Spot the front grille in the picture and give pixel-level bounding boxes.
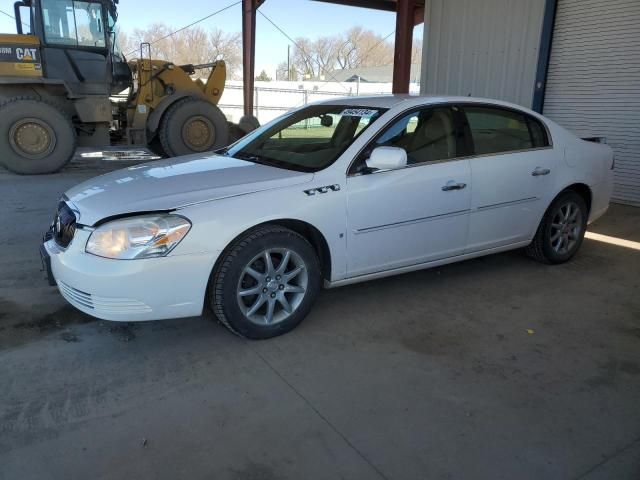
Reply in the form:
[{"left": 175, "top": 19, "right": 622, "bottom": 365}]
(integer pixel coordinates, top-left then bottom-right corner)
[{"left": 53, "top": 202, "right": 76, "bottom": 248}]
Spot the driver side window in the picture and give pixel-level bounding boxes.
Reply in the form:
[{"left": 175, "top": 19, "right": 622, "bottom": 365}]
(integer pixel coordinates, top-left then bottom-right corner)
[
  {"left": 376, "top": 107, "right": 458, "bottom": 165},
  {"left": 353, "top": 106, "right": 459, "bottom": 174}
]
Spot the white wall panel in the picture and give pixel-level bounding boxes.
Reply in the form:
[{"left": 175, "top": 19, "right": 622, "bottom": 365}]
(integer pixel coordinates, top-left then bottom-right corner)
[
  {"left": 544, "top": 0, "right": 640, "bottom": 206},
  {"left": 420, "top": 0, "right": 546, "bottom": 108}
]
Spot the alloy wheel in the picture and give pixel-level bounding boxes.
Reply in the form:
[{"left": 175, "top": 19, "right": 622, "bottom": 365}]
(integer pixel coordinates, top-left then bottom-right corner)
[
  {"left": 236, "top": 248, "right": 308, "bottom": 325},
  {"left": 549, "top": 201, "right": 583, "bottom": 255}
]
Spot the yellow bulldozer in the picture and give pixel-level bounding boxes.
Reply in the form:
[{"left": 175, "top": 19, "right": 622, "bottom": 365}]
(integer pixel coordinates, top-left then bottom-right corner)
[{"left": 0, "top": 0, "right": 257, "bottom": 174}]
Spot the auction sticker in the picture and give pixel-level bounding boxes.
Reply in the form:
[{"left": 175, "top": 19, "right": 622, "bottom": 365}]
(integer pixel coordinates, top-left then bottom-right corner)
[{"left": 341, "top": 108, "right": 378, "bottom": 117}]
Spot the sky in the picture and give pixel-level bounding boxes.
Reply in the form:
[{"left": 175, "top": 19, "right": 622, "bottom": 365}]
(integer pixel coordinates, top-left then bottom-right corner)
[{"left": 0, "top": 0, "right": 423, "bottom": 76}]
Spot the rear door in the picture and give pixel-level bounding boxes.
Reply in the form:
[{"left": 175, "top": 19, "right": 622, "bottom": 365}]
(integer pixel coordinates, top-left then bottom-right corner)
[{"left": 462, "top": 105, "right": 557, "bottom": 252}]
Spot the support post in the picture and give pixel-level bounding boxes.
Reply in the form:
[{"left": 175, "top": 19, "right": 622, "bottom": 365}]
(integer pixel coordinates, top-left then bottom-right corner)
[
  {"left": 242, "top": 0, "right": 257, "bottom": 117},
  {"left": 531, "top": 0, "right": 558, "bottom": 113},
  {"left": 392, "top": 0, "right": 415, "bottom": 94}
]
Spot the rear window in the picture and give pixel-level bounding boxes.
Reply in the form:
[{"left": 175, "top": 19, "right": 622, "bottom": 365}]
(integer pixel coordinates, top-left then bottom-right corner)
[{"left": 464, "top": 106, "right": 549, "bottom": 155}]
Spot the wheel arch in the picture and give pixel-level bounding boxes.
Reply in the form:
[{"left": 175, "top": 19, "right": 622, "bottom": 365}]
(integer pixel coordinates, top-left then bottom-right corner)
[
  {"left": 530, "top": 182, "right": 593, "bottom": 241},
  {"left": 210, "top": 218, "right": 333, "bottom": 285},
  {"left": 558, "top": 182, "right": 592, "bottom": 213},
  {"left": 267, "top": 219, "right": 332, "bottom": 283}
]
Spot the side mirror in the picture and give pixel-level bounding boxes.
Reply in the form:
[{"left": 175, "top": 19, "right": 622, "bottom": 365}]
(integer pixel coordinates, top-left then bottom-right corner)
[{"left": 366, "top": 146, "right": 407, "bottom": 171}]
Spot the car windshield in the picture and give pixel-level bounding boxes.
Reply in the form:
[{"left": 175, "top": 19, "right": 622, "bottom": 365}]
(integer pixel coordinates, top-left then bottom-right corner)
[{"left": 222, "top": 105, "right": 386, "bottom": 172}]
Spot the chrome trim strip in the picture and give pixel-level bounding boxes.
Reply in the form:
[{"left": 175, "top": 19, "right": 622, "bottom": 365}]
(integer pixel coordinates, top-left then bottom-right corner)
[
  {"left": 477, "top": 196, "right": 538, "bottom": 211},
  {"left": 355, "top": 209, "right": 470, "bottom": 234},
  {"left": 349, "top": 146, "right": 554, "bottom": 177},
  {"left": 462, "top": 145, "right": 553, "bottom": 161}
]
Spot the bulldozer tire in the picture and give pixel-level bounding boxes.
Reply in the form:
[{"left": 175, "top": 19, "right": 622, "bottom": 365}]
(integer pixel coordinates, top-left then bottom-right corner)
[
  {"left": 148, "top": 136, "right": 168, "bottom": 158},
  {"left": 0, "top": 97, "right": 76, "bottom": 175},
  {"left": 158, "top": 97, "right": 229, "bottom": 157},
  {"left": 238, "top": 115, "right": 260, "bottom": 134}
]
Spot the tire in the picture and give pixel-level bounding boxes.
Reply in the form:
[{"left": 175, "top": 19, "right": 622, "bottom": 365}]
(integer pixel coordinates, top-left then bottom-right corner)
[
  {"left": 238, "top": 114, "right": 260, "bottom": 134},
  {"left": 148, "top": 136, "right": 167, "bottom": 158},
  {"left": 210, "top": 225, "right": 321, "bottom": 339},
  {"left": 0, "top": 97, "right": 76, "bottom": 174},
  {"left": 157, "top": 97, "right": 229, "bottom": 157},
  {"left": 525, "top": 190, "right": 588, "bottom": 264}
]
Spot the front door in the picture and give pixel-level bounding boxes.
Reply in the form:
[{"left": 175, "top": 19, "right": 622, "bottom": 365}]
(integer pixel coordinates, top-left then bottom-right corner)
[{"left": 346, "top": 106, "right": 472, "bottom": 277}]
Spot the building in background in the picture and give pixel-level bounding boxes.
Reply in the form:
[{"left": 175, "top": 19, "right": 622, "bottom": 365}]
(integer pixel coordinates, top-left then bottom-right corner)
[{"left": 420, "top": 0, "right": 640, "bottom": 206}]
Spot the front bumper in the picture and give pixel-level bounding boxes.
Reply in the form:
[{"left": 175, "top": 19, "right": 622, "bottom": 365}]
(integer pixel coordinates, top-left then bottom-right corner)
[{"left": 43, "top": 229, "right": 220, "bottom": 322}]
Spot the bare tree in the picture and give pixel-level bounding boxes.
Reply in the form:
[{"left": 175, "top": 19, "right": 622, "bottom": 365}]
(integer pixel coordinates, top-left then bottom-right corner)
[
  {"left": 120, "top": 23, "right": 242, "bottom": 79},
  {"left": 207, "top": 29, "right": 242, "bottom": 79},
  {"left": 120, "top": 23, "right": 419, "bottom": 84},
  {"left": 276, "top": 61, "right": 288, "bottom": 81},
  {"left": 292, "top": 27, "right": 399, "bottom": 78},
  {"left": 335, "top": 27, "right": 394, "bottom": 69},
  {"left": 292, "top": 37, "right": 319, "bottom": 78}
]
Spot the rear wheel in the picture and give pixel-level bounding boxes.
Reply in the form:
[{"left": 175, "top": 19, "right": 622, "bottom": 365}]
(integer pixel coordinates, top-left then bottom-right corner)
[
  {"left": 210, "top": 225, "right": 321, "bottom": 339},
  {"left": 157, "top": 97, "right": 229, "bottom": 157},
  {"left": 0, "top": 97, "right": 76, "bottom": 174},
  {"left": 525, "top": 191, "right": 588, "bottom": 264}
]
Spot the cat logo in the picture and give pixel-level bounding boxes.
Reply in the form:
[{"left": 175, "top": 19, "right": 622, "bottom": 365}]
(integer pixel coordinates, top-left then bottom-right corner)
[{"left": 16, "top": 47, "right": 37, "bottom": 61}]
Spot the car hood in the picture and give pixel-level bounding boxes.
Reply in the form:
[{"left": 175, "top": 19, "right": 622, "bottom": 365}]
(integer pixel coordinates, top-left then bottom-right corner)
[{"left": 64, "top": 153, "right": 314, "bottom": 226}]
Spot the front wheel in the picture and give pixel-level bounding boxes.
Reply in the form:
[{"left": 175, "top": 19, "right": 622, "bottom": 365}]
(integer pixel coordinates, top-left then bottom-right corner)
[
  {"left": 210, "top": 225, "right": 321, "bottom": 339},
  {"left": 525, "top": 191, "right": 588, "bottom": 264}
]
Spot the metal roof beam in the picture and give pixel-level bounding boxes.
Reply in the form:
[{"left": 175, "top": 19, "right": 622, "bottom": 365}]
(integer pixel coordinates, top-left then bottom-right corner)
[{"left": 311, "top": 0, "right": 397, "bottom": 12}]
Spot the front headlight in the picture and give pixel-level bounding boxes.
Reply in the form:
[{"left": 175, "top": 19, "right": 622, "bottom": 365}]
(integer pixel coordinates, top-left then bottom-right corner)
[{"left": 86, "top": 214, "right": 191, "bottom": 260}]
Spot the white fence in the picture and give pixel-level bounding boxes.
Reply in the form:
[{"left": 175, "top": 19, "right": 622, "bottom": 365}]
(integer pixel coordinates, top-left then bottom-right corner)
[{"left": 219, "top": 80, "right": 421, "bottom": 124}]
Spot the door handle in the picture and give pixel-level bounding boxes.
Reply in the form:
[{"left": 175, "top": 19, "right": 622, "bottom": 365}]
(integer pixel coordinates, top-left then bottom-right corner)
[
  {"left": 442, "top": 182, "right": 467, "bottom": 191},
  {"left": 532, "top": 167, "right": 551, "bottom": 176}
]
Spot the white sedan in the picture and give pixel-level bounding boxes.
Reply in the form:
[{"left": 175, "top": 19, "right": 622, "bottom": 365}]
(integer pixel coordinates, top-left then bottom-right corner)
[{"left": 41, "top": 95, "right": 614, "bottom": 338}]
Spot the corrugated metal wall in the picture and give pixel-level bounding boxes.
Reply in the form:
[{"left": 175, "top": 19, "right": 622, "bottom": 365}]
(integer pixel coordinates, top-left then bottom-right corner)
[
  {"left": 543, "top": 0, "right": 640, "bottom": 206},
  {"left": 420, "top": 0, "right": 546, "bottom": 107}
]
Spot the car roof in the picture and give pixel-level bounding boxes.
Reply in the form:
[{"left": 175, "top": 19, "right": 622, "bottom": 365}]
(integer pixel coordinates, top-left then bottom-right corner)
[
  {"left": 318, "top": 95, "right": 414, "bottom": 108},
  {"left": 316, "top": 94, "right": 541, "bottom": 117}
]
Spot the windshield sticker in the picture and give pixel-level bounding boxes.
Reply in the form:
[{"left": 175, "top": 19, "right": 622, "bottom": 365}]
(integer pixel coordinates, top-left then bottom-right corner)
[{"left": 340, "top": 108, "right": 378, "bottom": 118}]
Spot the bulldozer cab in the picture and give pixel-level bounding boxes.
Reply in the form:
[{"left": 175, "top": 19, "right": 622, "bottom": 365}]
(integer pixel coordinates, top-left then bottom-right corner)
[{"left": 12, "top": 0, "right": 131, "bottom": 95}]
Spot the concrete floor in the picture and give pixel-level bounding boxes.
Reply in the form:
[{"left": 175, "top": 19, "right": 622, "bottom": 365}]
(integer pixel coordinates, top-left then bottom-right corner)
[{"left": 1, "top": 156, "right": 639, "bottom": 480}]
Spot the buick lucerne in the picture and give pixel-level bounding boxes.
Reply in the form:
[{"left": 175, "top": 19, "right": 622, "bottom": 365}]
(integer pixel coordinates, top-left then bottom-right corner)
[{"left": 41, "top": 96, "right": 614, "bottom": 338}]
